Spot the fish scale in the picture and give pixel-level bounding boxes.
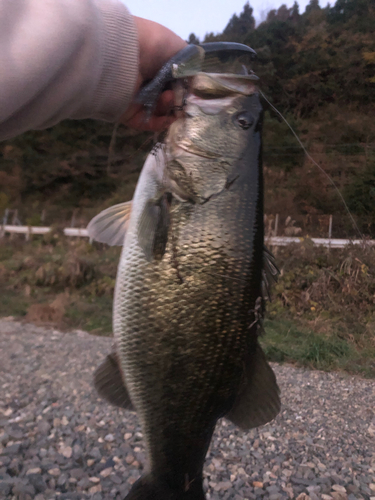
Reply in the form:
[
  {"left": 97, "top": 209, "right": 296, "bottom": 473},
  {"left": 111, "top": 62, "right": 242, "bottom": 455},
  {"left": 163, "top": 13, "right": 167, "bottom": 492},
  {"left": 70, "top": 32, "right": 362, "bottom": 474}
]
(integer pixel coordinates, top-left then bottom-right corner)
[
  {"left": 89, "top": 72, "right": 280, "bottom": 500},
  {"left": 115, "top": 154, "right": 262, "bottom": 480}
]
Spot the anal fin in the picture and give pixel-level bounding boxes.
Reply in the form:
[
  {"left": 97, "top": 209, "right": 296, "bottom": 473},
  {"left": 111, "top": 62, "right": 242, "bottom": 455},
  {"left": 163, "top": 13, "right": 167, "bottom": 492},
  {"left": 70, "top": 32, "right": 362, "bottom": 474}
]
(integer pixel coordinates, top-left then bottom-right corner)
[
  {"left": 226, "top": 344, "right": 280, "bottom": 429},
  {"left": 94, "top": 353, "right": 134, "bottom": 410}
]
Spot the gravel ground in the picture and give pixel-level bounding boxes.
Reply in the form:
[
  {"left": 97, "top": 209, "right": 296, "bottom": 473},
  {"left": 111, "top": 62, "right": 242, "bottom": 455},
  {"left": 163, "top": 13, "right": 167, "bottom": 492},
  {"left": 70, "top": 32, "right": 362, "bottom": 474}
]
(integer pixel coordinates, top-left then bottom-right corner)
[{"left": 0, "top": 319, "right": 374, "bottom": 500}]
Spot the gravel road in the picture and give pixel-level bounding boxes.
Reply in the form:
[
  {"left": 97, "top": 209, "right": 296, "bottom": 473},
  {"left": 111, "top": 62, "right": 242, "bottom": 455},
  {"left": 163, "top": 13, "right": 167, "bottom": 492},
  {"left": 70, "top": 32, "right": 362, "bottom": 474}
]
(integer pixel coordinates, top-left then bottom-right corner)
[{"left": 0, "top": 319, "right": 374, "bottom": 500}]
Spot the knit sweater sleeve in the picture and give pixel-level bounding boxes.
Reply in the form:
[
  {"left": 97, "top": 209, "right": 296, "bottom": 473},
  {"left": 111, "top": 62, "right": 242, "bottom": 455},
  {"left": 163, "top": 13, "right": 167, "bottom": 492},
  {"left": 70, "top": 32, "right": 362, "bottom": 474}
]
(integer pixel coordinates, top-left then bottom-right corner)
[{"left": 0, "top": 0, "right": 139, "bottom": 140}]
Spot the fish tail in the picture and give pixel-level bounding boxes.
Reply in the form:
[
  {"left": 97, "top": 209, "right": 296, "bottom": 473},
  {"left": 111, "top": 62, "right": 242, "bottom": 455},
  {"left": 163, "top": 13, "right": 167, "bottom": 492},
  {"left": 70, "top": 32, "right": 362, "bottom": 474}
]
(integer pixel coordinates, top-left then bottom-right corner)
[{"left": 125, "top": 473, "right": 206, "bottom": 500}]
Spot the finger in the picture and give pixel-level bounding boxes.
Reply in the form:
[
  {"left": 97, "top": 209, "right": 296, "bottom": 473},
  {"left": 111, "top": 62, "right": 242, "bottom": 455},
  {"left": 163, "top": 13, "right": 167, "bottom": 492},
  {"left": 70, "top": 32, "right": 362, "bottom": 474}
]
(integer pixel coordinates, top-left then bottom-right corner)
[{"left": 154, "top": 90, "right": 175, "bottom": 116}]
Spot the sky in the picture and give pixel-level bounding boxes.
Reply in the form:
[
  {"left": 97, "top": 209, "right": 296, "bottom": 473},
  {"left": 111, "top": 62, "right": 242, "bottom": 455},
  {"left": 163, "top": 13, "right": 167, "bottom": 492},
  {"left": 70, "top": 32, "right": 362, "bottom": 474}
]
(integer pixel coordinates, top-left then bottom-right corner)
[{"left": 122, "top": 0, "right": 315, "bottom": 41}]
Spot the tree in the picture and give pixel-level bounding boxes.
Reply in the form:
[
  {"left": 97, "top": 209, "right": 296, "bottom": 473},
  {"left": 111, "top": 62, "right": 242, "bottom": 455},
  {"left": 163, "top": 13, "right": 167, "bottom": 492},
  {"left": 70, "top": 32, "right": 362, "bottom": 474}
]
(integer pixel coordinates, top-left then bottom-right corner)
[
  {"left": 223, "top": 2, "right": 255, "bottom": 41},
  {"left": 305, "top": 0, "right": 320, "bottom": 13},
  {"left": 290, "top": 2, "right": 300, "bottom": 22},
  {"left": 187, "top": 33, "right": 200, "bottom": 45}
]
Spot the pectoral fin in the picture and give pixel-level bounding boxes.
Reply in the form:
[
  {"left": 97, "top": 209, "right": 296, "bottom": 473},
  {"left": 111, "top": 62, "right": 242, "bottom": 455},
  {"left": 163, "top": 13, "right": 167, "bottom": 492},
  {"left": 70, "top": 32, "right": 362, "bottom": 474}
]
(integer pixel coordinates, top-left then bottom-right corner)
[
  {"left": 87, "top": 201, "right": 132, "bottom": 246},
  {"left": 93, "top": 353, "right": 134, "bottom": 410},
  {"left": 138, "top": 193, "right": 171, "bottom": 261},
  {"left": 226, "top": 344, "right": 280, "bottom": 429}
]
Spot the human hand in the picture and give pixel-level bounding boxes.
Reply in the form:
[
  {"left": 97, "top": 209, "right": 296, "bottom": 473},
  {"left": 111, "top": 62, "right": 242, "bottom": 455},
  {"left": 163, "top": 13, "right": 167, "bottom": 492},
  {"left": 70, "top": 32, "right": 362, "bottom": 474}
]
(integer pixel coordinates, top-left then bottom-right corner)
[{"left": 120, "top": 17, "right": 187, "bottom": 132}]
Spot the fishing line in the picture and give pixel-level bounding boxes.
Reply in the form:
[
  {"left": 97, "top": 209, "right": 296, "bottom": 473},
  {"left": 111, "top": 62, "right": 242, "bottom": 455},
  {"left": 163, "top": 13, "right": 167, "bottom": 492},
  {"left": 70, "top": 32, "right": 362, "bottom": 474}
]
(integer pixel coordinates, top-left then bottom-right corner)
[{"left": 259, "top": 91, "right": 364, "bottom": 241}]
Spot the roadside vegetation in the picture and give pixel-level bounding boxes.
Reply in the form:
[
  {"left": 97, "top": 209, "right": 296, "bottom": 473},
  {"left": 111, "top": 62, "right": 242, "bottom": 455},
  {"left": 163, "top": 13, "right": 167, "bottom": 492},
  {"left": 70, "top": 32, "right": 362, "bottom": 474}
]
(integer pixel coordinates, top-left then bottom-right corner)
[{"left": 0, "top": 234, "right": 374, "bottom": 376}]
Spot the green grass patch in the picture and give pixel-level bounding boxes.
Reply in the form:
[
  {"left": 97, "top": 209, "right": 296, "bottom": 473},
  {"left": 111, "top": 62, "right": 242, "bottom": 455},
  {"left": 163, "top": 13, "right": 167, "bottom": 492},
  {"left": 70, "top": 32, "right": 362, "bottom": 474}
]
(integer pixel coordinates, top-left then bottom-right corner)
[
  {"left": 0, "top": 289, "right": 30, "bottom": 318},
  {"left": 65, "top": 295, "right": 113, "bottom": 336},
  {"left": 262, "top": 317, "right": 375, "bottom": 377}
]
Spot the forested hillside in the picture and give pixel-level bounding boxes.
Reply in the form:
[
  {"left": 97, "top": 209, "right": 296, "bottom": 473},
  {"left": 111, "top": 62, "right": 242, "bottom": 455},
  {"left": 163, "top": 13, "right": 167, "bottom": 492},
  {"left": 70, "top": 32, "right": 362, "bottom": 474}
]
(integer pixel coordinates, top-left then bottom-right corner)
[{"left": 1, "top": 0, "right": 374, "bottom": 235}]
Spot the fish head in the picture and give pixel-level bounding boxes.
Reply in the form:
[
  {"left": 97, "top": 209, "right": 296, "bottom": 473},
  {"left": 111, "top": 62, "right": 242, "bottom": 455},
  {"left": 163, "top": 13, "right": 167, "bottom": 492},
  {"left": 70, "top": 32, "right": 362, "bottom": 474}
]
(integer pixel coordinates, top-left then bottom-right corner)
[{"left": 165, "top": 73, "right": 262, "bottom": 202}]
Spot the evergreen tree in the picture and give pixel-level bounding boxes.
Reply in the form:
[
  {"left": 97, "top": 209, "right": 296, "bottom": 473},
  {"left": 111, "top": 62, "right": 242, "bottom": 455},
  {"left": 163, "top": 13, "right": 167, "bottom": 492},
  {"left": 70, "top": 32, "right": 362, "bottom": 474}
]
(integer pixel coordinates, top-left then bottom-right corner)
[
  {"left": 187, "top": 33, "right": 200, "bottom": 45},
  {"left": 223, "top": 2, "right": 255, "bottom": 41}
]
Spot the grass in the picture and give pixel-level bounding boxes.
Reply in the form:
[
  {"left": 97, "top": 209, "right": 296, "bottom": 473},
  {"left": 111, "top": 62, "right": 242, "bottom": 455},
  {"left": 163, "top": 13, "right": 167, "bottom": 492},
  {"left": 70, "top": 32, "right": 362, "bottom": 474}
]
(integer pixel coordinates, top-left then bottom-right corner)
[
  {"left": 65, "top": 294, "right": 113, "bottom": 335},
  {"left": 0, "top": 235, "right": 119, "bottom": 336},
  {"left": 262, "top": 318, "right": 375, "bottom": 378},
  {"left": 0, "top": 235, "right": 374, "bottom": 377}
]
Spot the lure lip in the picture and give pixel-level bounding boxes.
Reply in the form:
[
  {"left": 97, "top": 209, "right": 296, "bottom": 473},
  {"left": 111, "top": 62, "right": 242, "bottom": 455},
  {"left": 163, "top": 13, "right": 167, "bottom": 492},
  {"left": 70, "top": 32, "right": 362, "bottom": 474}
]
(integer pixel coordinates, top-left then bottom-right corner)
[
  {"left": 136, "top": 42, "right": 258, "bottom": 113},
  {"left": 200, "top": 42, "right": 257, "bottom": 58}
]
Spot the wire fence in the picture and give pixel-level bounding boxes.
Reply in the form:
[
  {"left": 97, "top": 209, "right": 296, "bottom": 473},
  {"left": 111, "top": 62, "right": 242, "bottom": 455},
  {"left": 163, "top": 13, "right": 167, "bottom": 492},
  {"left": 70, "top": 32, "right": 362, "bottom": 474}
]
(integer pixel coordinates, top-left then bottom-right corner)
[{"left": 1, "top": 207, "right": 374, "bottom": 245}]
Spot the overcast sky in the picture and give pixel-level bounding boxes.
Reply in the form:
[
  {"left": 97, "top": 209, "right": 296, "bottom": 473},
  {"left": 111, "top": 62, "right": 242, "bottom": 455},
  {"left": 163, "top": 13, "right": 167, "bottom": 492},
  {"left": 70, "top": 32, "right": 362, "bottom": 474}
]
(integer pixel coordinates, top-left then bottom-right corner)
[{"left": 123, "top": 0, "right": 319, "bottom": 41}]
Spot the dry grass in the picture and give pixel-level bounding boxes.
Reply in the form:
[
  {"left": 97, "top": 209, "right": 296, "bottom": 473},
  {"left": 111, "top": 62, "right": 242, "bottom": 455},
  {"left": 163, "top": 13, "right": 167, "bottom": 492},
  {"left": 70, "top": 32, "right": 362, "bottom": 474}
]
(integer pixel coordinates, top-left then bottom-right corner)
[{"left": 0, "top": 234, "right": 374, "bottom": 375}]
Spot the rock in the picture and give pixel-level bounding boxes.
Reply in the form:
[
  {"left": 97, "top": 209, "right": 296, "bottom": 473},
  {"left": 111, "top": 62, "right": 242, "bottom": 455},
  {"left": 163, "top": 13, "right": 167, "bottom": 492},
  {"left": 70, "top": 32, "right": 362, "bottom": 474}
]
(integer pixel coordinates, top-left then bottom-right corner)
[
  {"left": 103, "top": 457, "right": 116, "bottom": 468},
  {"left": 105, "top": 434, "right": 115, "bottom": 442},
  {"left": 77, "top": 477, "right": 91, "bottom": 489},
  {"left": 89, "top": 476, "right": 101, "bottom": 484},
  {"left": 0, "top": 432, "right": 9, "bottom": 445},
  {"left": 89, "top": 484, "right": 102, "bottom": 494},
  {"left": 269, "top": 494, "right": 283, "bottom": 500},
  {"left": 34, "top": 494, "right": 46, "bottom": 500},
  {"left": 89, "top": 447, "right": 102, "bottom": 460},
  {"left": 70, "top": 468, "right": 86, "bottom": 479},
  {"left": 347, "top": 495, "right": 358, "bottom": 500},
  {"left": 37, "top": 421, "right": 51, "bottom": 435},
  {"left": 267, "top": 485, "right": 281, "bottom": 494},
  {"left": 48, "top": 477, "right": 56, "bottom": 490},
  {"left": 254, "top": 487, "right": 265, "bottom": 496},
  {"left": 8, "top": 428, "right": 23, "bottom": 440},
  {"left": 26, "top": 467, "right": 42, "bottom": 475},
  {"left": 100, "top": 467, "right": 113, "bottom": 478},
  {"left": 216, "top": 481, "right": 232, "bottom": 491},
  {"left": 92, "top": 493, "right": 103, "bottom": 500},
  {"left": 60, "top": 446, "right": 72, "bottom": 458},
  {"left": 72, "top": 444, "right": 83, "bottom": 460},
  {"left": 0, "top": 481, "right": 12, "bottom": 496},
  {"left": 27, "top": 474, "right": 47, "bottom": 493},
  {"left": 57, "top": 473, "right": 69, "bottom": 487},
  {"left": 47, "top": 467, "right": 61, "bottom": 476},
  {"left": 4, "top": 443, "right": 21, "bottom": 455},
  {"left": 331, "top": 493, "right": 348, "bottom": 500},
  {"left": 12, "top": 480, "right": 36, "bottom": 497},
  {"left": 347, "top": 484, "right": 359, "bottom": 494},
  {"left": 53, "top": 418, "right": 61, "bottom": 427},
  {"left": 332, "top": 485, "right": 347, "bottom": 494}
]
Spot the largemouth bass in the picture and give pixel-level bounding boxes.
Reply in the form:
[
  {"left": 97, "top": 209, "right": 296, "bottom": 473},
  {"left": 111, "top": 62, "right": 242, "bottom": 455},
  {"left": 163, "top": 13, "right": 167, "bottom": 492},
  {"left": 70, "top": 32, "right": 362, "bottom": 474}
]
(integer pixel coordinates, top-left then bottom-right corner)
[{"left": 88, "top": 67, "right": 280, "bottom": 500}]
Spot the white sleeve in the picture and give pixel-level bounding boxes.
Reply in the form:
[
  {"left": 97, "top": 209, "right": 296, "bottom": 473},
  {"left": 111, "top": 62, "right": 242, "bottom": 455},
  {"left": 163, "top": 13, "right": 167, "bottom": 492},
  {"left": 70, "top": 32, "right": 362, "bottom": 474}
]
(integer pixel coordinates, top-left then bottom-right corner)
[{"left": 0, "top": 0, "right": 139, "bottom": 140}]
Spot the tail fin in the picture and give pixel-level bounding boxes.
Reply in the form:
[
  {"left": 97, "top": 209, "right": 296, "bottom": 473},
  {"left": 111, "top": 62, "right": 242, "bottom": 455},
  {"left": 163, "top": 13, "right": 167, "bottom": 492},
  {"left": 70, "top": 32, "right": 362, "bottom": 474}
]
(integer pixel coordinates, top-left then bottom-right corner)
[{"left": 125, "top": 473, "right": 206, "bottom": 500}]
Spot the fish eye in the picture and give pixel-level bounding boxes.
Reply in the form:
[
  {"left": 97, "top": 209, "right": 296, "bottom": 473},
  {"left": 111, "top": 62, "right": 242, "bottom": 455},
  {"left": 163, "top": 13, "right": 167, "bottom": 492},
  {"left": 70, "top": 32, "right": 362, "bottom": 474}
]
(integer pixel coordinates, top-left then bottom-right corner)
[{"left": 235, "top": 111, "right": 254, "bottom": 130}]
